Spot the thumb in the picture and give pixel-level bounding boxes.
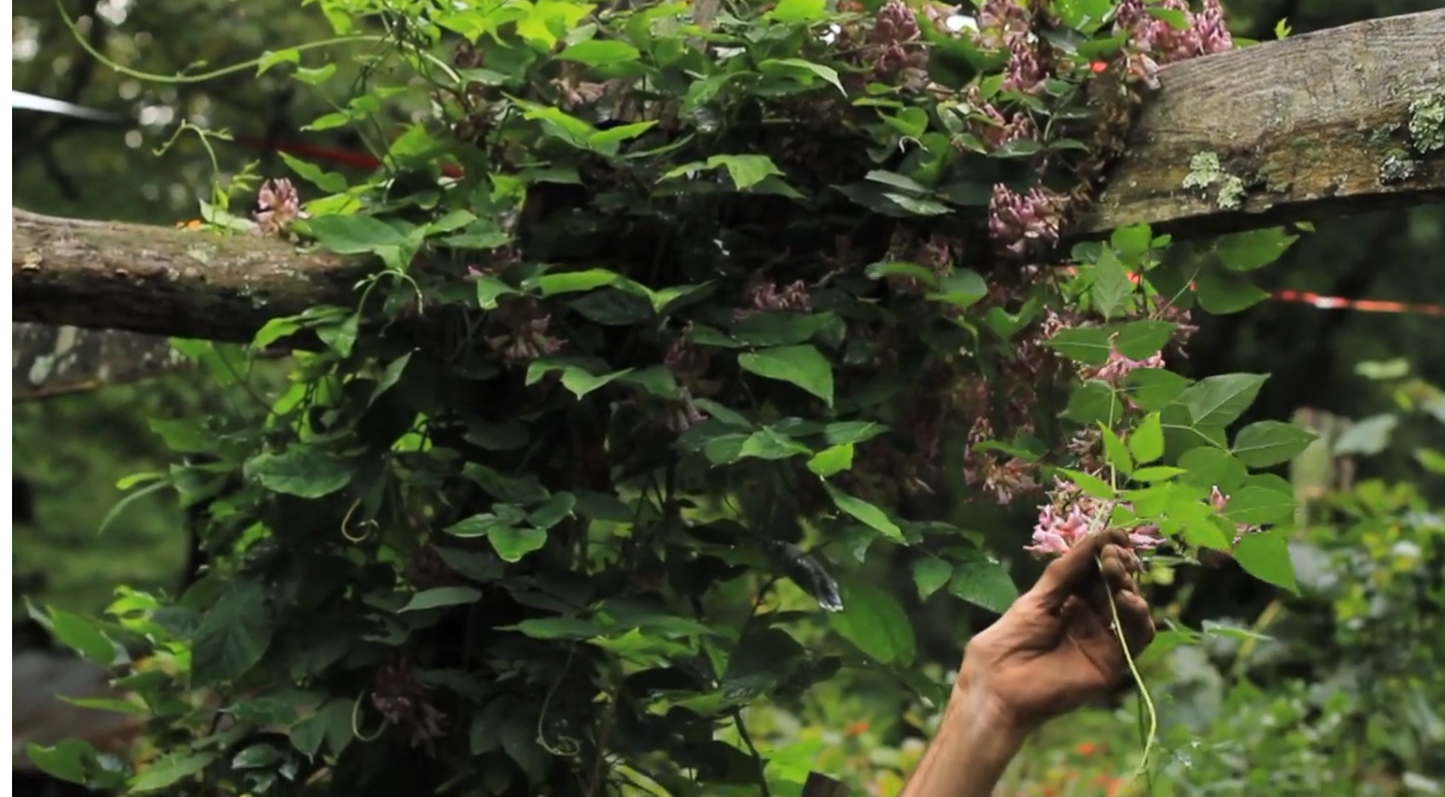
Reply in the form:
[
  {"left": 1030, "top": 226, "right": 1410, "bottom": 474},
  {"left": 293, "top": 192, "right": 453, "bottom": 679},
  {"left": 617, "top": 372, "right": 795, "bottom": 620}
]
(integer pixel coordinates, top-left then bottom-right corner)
[{"left": 1032, "top": 528, "right": 1129, "bottom": 612}]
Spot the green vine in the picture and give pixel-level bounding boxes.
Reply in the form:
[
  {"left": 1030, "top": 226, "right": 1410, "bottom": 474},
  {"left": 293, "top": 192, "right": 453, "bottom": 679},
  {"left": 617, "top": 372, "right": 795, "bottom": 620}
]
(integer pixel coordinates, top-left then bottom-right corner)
[{"left": 28, "top": 1, "right": 1313, "bottom": 795}]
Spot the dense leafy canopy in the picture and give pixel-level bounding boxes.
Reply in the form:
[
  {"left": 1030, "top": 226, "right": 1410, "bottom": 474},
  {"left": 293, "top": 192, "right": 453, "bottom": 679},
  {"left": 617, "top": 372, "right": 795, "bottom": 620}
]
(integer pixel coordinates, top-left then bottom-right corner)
[{"left": 38, "top": 0, "right": 1445, "bottom": 794}]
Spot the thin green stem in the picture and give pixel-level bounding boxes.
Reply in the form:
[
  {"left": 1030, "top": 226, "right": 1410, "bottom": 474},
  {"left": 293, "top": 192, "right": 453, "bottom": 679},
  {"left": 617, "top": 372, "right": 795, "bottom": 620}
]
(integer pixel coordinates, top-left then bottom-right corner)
[{"left": 1100, "top": 572, "right": 1158, "bottom": 789}]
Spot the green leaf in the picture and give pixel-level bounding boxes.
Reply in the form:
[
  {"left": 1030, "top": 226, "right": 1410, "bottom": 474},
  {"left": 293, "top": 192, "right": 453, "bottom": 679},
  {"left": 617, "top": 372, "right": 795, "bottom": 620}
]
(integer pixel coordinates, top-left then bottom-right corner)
[
  {"left": 1233, "top": 530, "right": 1298, "bottom": 593},
  {"left": 529, "top": 492, "right": 576, "bottom": 529},
  {"left": 465, "top": 469, "right": 550, "bottom": 508},
  {"left": 475, "top": 276, "right": 520, "bottom": 309},
  {"left": 589, "top": 121, "right": 656, "bottom": 154},
  {"left": 434, "top": 547, "right": 503, "bottom": 582},
  {"left": 533, "top": 268, "right": 626, "bottom": 296},
  {"left": 1130, "top": 412, "right": 1165, "bottom": 464},
  {"left": 400, "top": 587, "right": 483, "bottom": 612},
  {"left": 738, "top": 427, "right": 812, "bottom": 461},
  {"left": 279, "top": 152, "right": 347, "bottom": 193},
  {"left": 710, "top": 154, "right": 786, "bottom": 191},
  {"left": 558, "top": 39, "right": 641, "bottom": 65},
  {"left": 732, "top": 311, "right": 835, "bottom": 346},
  {"left": 885, "top": 193, "right": 951, "bottom": 216},
  {"left": 757, "top": 58, "right": 845, "bottom": 94},
  {"left": 1091, "top": 248, "right": 1133, "bottom": 320},
  {"left": 244, "top": 447, "right": 351, "bottom": 499},
  {"left": 1063, "top": 468, "right": 1115, "bottom": 498},
  {"left": 767, "top": 0, "right": 827, "bottom": 23},
  {"left": 251, "top": 316, "right": 303, "bottom": 350},
  {"left": 1113, "top": 320, "right": 1176, "bottom": 360},
  {"left": 738, "top": 345, "right": 834, "bottom": 406},
  {"left": 26, "top": 740, "right": 98, "bottom": 786},
  {"left": 1124, "top": 368, "right": 1190, "bottom": 412},
  {"left": 1224, "top": 485, "right": 1297, "bottom": 526},
  {"left": 502, "top": 617, "right": 605, "bottom": 639},
  {"left": 1232, "top": 421, "right": 1318, "bottom": 467},
  {"left": 881, "top": 106, "right": 930, "bottom": 139},
  {"left": 1178, "top": 448, "right": 1249, "bottom": 492},
  {"left": 306, "top": 214, "right": 409, "bottom": 254},
  {"left": 1131, "top": 465, "right": 1184, "bottom": 482},
  {"left": 561, "top": 366, "right": 631, "bottom": 398},
  {"left": 1065, "top": 380, "right": 1124, "bottom": 425},
  {"left": 1196, "top": 269, "right": 1269, "bottom": 314},
  {"left": 289, "top": 711, "right": 326, "bottom": 758},
  {"left": 489, "top": 525, "right": 548, "bottom": 562},
  {"left": 446, "top": 512, "right": 520, "bottom": 538},
  {"left": 257, "top": 48, "right": 300, "bottom": 74},
  {"left": 191, "top": 580, "right": 273, "bottom": 686},
  {"left": 824, "top": 421, "right": 889, "bottom": 445},
  {"left": 807, "top": 443, "right": 854, "bottom": 476},
  {"left": 911, "top": 557, "right": 952, "bottom": 601},
  {"left": 1214, "top": 228, "right": 1298, "bottom": 272},
  {"left": 662, "top": 154, "right": 788, "bottom": 191},
  {"left": 316, "top": 312, "right": 359, "bottom": 357},
  {"left": 1045, "top": 326, "right": 1113, "bottom": 365},
  {"left": 38, "top": 607, "right": 127, "bottom": 666},
  {"left": 947, "top": 551, "right": 1018, "bottom": 614},
  {"left": 1099, "top": 424, "right": 1133, "bottom": 476},
  {"left": 1182, "top": 373, "right": 1268, "bottom": 428},
  {"left": 825, "top": 484, "right": 903, "bottom": 542},
  {"left": 572, "top": 289, "right": 654, "bottom": 326},
  {"left": 866, "top": 169, "right": 931, "bottom": 195},
  {"left": 869, "top": 261, "right": 940, "bottom": 288},
  {"left": 827, "top": 583, "right": 915, "bottom": 666},
  {"left": 129, "top": 751, "right": 217, "bottom": 793},
  {"left": 427, "top": 209, "right": 476, "bottom": 234},
  {"left": 1110, "top": 223, "right": 1154, "bottom": 262},
  {"left": 927, "top": 269, "right": 989, "bottom": 309}
]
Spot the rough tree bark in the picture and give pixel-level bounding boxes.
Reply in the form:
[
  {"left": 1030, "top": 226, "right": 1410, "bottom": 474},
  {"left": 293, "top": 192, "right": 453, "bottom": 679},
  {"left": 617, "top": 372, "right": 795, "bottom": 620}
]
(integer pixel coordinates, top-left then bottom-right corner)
[
  {"left": 10, "top": 8, "right": 1445, "bottom": 399},
  {"left": 1077, "top": 7, "right": 1445, "bottom": 236}
]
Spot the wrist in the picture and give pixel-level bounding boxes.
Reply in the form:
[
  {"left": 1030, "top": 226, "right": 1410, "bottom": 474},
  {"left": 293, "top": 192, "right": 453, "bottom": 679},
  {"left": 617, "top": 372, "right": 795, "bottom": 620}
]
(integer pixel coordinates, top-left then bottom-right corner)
[
  {"left": 899, "top": 678, "right": 1029, "bottom": 797},
  {"left": 951, "top": 664, "right": 1033, "bottom": 747}
]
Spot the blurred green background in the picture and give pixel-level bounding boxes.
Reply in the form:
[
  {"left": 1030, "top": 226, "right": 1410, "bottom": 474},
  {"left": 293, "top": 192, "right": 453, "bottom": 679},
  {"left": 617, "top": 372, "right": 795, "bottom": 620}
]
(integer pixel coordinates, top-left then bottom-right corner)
[{"left": 10, "top": 0, "right": 1445, "bottom": 794}]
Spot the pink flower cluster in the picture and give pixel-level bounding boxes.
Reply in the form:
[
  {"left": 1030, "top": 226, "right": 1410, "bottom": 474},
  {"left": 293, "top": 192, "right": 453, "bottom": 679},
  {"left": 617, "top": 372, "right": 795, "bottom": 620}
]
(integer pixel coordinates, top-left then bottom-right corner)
[
  {"left": 1024, "top": 479, "right": 1163, "bottom": 557},
  {"left": 970, "top": 97, "right": 1040, "bottom": 150},
  {"left": 988, "top": 184, "right": 1065, "bottom": 256},
  {"left": 973, "top": 0, "right": 1036, "bottom": 49},
  {"left": 964, "top": 416, "right": 1041, "bottom": 505},
  {"left": 1002, "top": 36, "right": 1048, "bottom": 95},
  {"left": 1024, "top": 482, "right": 1256, "bottom": 559},
  {"left": 866, "top": 0, "right": 930, "bottom": 84},
  {"left": 370, "top": 658, "right": 446, "bottom": 753},
  {"left": 485, "top": 297, "right": 564, "bottom": 365},
  {"left": 252, "top": 178, "right": 306, "bottom": 237},
  {"left": 1086, "top": 347, "right": 1166, "bottom": 386},
  {"left": 1114, "top": 0, "right": 1233, "bottom": 65},
  {"left": 735, "top": 279, "right": 812, "bottom": 320}
]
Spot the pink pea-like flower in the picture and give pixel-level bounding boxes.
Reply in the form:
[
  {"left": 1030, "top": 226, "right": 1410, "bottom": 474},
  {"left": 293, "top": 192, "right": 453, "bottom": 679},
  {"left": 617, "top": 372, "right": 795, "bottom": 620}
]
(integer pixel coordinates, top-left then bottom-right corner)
[{"left": 252, "top": 178, "right": 306, "bottom": 237}]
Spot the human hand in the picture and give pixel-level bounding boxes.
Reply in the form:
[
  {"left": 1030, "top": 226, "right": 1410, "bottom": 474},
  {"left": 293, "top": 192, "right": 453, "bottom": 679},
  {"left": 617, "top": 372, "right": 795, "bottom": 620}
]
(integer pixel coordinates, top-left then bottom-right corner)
[{"left": 957, "top": 528, "right": 1154, "bottom": 735}]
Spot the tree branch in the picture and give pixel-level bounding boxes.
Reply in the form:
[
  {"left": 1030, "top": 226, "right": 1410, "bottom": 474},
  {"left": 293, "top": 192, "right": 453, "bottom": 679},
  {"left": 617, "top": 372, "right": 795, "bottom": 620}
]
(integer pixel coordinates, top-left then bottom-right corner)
[
  {"left": 1076, "top": 7, "right": 1445, "bottom": 237},
  {"left": 12, "top": 210, "right": 366, "bottom": 342},
  {"left": 11, "top": 8, "right": 1445, "bottom": 360}
]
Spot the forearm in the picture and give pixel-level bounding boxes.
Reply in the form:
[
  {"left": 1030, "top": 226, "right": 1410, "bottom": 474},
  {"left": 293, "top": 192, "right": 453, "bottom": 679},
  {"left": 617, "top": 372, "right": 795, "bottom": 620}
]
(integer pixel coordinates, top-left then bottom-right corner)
[{"left": 898, "top": 683, "right": 1027, "bottom": 797}]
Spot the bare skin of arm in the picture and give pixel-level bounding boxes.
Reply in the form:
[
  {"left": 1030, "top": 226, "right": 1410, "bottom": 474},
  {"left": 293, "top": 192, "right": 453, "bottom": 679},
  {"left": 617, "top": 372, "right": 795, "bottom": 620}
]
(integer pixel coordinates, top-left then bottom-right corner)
[{"left": 900, "top": 528, "right": 1155, "bottom": 797}]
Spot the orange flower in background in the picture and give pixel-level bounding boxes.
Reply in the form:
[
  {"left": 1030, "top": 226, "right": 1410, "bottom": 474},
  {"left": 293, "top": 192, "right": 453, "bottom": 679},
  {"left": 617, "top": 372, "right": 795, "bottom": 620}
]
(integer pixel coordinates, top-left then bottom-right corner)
[
  {"left": 174, "top": 219, "right": 202, "bottom": 229},
  {"left": 845, "top": 719, "right": 870, "bottom": 737}
]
